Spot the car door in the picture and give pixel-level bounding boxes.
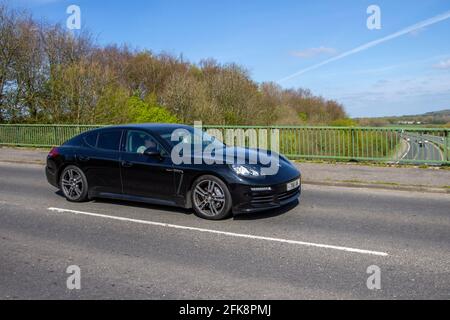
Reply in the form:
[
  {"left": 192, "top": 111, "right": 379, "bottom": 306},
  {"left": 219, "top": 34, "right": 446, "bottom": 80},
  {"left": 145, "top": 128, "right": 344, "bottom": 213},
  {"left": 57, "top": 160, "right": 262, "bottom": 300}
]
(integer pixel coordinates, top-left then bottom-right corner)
[
  {"left": 120, "top": 129, "right": 175, "bottom": 201},
  {"left": 77, "top": 129, "right": 123, "bottom": 195}
]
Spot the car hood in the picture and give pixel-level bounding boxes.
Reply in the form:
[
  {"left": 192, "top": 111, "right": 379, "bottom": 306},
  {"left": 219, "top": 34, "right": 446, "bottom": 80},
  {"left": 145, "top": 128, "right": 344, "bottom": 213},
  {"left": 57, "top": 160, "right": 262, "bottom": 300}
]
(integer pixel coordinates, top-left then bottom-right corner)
[
  {"left": 195, "top": 146, "right": 277, "bottom": 163},
  {"left": 194, "top": 146, "right": 300, "bottom": 179}
]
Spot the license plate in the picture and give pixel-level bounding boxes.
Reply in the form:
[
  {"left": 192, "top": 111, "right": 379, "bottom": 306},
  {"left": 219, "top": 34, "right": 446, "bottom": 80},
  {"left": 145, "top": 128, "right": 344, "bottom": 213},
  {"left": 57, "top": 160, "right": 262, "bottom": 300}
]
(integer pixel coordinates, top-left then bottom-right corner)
[{"left": 287, "top": 179, "right": 300, "bottom": 191}]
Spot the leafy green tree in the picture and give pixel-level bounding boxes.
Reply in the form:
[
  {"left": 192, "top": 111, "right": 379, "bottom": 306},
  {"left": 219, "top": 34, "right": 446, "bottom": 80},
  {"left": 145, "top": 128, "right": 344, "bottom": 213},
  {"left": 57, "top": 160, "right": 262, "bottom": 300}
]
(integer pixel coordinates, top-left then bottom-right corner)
[
  {"left": 298, "top": 112, "right": 308, "bottom": 123},
  {"left": 0, "top": 3, "right": 350, "bottom": 126},
  {"left": 330, "top": 118, "right": 358, "bottom": 127},
  {"left": 126, "top": 94, "right": 179, "bottom": 124},
  {"left": 95, "top": 85, "right": 130, "bottom": 124}
]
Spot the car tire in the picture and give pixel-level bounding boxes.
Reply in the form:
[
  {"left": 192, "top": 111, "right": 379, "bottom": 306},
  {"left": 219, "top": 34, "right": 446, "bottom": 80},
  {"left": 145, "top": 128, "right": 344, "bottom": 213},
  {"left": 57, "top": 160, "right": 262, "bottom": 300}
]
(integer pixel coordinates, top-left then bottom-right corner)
[
  {"left": 191, "top": 175, "right": 232, "bottom": 220},
  {"left": 60, "top": 165, "right": 89, "bottom": 202}
]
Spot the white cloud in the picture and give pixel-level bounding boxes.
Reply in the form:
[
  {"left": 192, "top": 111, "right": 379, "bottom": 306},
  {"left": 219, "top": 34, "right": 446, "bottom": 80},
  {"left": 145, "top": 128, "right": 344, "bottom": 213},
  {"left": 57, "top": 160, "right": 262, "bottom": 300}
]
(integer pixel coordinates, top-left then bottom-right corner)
[
  {"left": 279, "top": 10, "right": 450, "bottom": 82},
  {"left": 409, "top": 26, "right": 427, "bottom": 37},
  {"left": 433, "top": 59, "right": 450, "bottom": 69},
  {"left": 290, "top": 47, "right": 337, "bottom": 59},
  {"left": 334, "top": 74, "right": 450, "bottom": 104}
]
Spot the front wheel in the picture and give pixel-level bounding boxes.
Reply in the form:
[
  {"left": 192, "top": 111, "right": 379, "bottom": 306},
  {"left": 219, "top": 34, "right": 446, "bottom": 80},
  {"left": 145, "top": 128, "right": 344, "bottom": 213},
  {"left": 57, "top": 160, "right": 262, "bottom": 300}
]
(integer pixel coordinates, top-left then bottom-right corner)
[
  {"left": 60, "top": 165, "right": 89, "bottom": 202},
  {"left": 191, "top": 175, "right": 232, "bottom": 220}
]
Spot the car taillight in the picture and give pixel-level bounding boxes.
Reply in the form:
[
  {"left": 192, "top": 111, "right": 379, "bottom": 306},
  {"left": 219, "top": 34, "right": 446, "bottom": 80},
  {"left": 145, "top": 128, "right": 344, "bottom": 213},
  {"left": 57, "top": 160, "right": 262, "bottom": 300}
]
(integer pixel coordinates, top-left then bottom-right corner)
[{"left": 48, "top": 147, "right": 60, "bottom": 158}]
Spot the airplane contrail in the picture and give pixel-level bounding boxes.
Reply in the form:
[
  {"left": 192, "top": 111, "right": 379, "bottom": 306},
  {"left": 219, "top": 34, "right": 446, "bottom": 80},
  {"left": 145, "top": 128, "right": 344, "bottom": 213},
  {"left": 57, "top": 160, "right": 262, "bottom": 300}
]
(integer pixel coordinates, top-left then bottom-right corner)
[{"left": 278, "top": 10, "right": 450, "bottom": 83}]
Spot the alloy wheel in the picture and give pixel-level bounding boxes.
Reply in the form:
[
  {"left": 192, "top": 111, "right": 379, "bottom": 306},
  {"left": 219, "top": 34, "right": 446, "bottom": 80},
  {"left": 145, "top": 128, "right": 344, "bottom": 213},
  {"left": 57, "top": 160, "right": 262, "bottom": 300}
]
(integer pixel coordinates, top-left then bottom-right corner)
[
  {"left": 61, "top": 168, "right": 84, "bottom": 201},
  {"left": 193, "top": 180, "right": 226, "bottom": 217}
]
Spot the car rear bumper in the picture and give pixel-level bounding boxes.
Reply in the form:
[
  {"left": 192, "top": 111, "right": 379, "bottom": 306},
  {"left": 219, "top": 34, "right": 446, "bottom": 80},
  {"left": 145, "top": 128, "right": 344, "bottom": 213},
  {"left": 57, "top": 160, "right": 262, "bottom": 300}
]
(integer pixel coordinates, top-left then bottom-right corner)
[
  {"left": 46, "top": 159, "right": 59, "bottom": 188},
  {"left": 230, "top": 177, "right": 301, "bottom": 214}
]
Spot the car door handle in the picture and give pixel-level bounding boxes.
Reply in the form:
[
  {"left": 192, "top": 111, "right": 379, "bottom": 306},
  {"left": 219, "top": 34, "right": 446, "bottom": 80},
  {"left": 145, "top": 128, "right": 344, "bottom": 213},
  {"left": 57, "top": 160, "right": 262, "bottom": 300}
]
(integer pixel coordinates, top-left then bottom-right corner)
[
  {"left": 166, "top": 168, "right": 184, "bottom": 174},
  {"left": 121, "top": 161, "right": 133, "bottom": 168},
  {"left": 77, "top": 155, "right": 90, "bottom": 162}
]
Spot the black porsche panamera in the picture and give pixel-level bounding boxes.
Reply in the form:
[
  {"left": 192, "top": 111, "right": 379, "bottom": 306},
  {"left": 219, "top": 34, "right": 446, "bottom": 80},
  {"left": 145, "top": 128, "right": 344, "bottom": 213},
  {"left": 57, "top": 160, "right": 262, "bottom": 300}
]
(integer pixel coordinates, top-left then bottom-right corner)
[{"left": 46, "top": 124, "right": 301, "bottom": 220}]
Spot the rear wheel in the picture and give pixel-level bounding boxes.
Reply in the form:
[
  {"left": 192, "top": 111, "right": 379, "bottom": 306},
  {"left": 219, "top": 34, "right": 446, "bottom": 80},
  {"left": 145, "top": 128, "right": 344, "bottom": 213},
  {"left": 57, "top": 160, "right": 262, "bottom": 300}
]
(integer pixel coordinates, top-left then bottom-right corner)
[
  {"left": 60, "top": 166, "right": 89, "bottom": 202},
  {"left": 191, "top": 175, "right": 232, "bottom": 220}
]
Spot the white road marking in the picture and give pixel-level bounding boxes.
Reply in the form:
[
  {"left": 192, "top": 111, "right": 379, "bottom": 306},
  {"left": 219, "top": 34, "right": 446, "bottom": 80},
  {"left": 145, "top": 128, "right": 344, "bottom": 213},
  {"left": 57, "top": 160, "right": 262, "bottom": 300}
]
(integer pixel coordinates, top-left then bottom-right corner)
[
  {"left": 397, "top": 138, "right": 411, "bottom": 164},
  {"left": 425, "top": 142, "right": 444, "bottom": 162},
  {"left": 48, "top": 207, "right": 389, "bottom": 257}
]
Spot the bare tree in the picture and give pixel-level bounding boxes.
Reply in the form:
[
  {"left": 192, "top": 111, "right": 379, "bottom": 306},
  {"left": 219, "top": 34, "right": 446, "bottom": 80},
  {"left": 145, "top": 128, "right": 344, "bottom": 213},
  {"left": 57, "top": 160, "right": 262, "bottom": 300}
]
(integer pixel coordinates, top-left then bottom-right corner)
[
  {"left": 0, "top": 5, "right": 21, "bottom": 121},
  {"left": 0, "top": 3, "right": 348, "bottom": 126}
]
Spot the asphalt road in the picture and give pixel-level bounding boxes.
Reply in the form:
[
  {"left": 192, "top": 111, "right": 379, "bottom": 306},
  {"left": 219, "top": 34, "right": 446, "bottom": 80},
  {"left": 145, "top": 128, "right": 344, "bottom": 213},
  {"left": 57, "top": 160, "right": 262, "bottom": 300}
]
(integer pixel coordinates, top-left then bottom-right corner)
[
  {"left": 401, "top": 135, "right": 444, "bottom": 163},
  {"left": 1, "top": 162, "right": 450, "bottom": 300}
]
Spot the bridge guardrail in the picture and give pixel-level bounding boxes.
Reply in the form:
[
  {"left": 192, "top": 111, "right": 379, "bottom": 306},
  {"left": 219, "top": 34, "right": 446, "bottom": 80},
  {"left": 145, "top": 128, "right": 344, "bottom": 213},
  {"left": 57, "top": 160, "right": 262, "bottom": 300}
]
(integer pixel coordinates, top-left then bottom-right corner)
[
  {"left": 203, "top": 125, "right": 449, "bottom": 165},
  {"left": 0, "top": 124, "right": 448, "bottom": 165}
]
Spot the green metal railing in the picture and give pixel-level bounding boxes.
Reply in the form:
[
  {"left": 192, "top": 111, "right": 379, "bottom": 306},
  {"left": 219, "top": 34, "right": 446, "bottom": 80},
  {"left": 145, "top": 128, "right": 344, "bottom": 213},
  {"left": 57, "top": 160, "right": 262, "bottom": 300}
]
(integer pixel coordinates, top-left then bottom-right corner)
[
  {"left": 0, "top": 124, "right": 102, "bottom": 148},
  {"left": 0, "top": 124, "right": 448, "bottom": 164},
  {"left": 204, "top": 125, "right": 449, "bottom": 164}
]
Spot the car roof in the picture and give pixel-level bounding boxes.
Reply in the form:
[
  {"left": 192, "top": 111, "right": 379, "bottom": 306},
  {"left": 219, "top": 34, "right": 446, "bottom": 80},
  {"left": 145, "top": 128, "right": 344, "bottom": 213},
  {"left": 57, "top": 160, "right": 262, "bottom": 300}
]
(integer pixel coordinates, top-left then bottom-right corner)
[{"left": 92, "top": 123, "right": 193, "bottom": 132}]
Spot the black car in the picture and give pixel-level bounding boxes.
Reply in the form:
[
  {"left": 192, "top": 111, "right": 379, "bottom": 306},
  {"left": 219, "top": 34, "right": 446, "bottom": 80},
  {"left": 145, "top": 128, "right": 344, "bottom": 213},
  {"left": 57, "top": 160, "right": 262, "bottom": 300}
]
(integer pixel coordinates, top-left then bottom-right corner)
[{"left": 46, "top": 124, "right": 301, "bottom": 220}]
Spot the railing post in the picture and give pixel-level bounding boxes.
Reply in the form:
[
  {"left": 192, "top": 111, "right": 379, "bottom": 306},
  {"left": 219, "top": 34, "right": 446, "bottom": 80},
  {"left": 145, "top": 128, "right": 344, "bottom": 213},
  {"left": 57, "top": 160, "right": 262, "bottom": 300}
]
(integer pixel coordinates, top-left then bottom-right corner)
[
  {"left": 53, "top": 126, "right": 57, "bottom": 146},
  {"left": 446, "top": 130, "right": 449, "bottom": 163},
  {"left": 351, "top": 128, "right": 355, "bottom": 159}
]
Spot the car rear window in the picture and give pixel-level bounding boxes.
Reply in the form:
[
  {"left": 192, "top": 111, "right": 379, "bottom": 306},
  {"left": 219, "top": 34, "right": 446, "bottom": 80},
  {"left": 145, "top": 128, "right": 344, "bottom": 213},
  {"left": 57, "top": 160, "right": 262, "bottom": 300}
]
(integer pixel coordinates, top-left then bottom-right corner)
[
  {"left": 97, "top": 130, "right": 122, "bottom": 151},
  {"left": 63, "top": 135, "right": 83, "bottom": 147}
]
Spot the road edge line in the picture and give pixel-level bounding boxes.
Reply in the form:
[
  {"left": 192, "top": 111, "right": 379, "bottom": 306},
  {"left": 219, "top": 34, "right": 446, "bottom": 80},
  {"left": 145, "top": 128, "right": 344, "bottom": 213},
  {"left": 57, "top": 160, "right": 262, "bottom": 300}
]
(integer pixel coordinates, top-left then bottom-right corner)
[{"left": 48, "top": 207, "right": 389, "bottom": 257}]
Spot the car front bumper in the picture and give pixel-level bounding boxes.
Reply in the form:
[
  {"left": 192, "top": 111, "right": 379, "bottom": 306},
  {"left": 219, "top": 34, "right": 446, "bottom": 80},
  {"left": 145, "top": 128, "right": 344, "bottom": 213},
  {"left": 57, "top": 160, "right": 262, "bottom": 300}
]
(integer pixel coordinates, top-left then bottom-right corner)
[{"left": 230, "top": 177, "right": 301, "bottom": 214}]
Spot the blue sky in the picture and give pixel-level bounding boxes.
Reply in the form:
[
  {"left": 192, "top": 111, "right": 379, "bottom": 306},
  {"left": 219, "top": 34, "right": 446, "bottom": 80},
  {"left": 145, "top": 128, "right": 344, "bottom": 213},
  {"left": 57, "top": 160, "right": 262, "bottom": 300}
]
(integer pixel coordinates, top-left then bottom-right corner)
[{"left": 7, "top": 0, "right": 450, "bottom": 117}]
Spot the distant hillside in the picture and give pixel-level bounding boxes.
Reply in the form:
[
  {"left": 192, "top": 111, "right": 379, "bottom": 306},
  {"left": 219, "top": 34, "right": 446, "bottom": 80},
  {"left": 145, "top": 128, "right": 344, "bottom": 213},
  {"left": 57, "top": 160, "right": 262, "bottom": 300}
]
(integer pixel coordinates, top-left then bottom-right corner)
[
  {"left": 421, "top": 110, "right": 450, "bottom": 117},
  {"left": 356, "top": 109, "right": 450, "bottom": 127}
]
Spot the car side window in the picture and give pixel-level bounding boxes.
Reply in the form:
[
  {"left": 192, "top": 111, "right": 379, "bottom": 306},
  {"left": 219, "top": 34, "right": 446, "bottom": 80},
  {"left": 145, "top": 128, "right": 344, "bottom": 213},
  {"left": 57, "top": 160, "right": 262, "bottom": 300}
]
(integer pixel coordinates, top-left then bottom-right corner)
[
  {"left": 84, "top": 132, "right": 98, "bottom": 148},
  {"left": 97, "top": 130, "right": 122, "bottom": 151},
  {"left": 126, "top": 130, "right": 165, "bottom": 155}
]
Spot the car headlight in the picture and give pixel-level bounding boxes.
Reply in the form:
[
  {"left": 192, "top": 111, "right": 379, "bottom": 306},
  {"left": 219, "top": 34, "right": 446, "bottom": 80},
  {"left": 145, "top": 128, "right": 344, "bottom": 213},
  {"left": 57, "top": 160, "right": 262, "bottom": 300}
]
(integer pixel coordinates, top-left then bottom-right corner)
[{"left": 230, "top": 164, "right": 260, "bottom": 177}]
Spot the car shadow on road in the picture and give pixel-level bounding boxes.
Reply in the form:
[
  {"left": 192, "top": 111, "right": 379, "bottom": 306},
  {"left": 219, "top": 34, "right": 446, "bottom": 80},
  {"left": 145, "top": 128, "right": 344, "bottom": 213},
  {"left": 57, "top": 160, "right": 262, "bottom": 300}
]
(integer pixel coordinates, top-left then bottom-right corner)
[
  {"left": 54, "top": 190, "right": 298, "bottom": 220},
  {"left": 95, "top": 199, "right": 194, "bottom": 216},
  {"left": 233, "top": 200, "right": 299, "bottom": 221},
  {"left": 54, "top": 190, "right": 193, "bottom": 216}
]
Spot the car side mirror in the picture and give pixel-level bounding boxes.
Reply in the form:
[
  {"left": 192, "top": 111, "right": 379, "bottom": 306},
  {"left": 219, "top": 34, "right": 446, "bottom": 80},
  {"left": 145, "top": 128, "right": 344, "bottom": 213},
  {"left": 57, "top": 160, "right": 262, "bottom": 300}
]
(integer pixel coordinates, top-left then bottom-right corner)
[{"left": 143, "top": 147, "right": 161, "bottom": 157}]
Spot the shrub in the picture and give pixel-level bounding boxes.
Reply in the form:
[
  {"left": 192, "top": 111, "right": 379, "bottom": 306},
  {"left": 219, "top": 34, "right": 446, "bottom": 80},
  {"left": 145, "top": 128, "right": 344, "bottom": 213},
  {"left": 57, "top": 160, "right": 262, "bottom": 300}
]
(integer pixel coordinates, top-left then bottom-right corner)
[
  {"left": 126, "top": 95, "right": 179, "bottom": 124},
  {"left": 330, "top": 118, "right": 358, "bottom": 127}
]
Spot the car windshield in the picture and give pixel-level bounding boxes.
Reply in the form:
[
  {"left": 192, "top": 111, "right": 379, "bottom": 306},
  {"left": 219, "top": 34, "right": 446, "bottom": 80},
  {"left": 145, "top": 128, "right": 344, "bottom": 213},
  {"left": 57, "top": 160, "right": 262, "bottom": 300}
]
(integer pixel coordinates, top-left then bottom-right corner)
[{"left": 157, "top": 128, "right": 226, "bottom": 150}]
